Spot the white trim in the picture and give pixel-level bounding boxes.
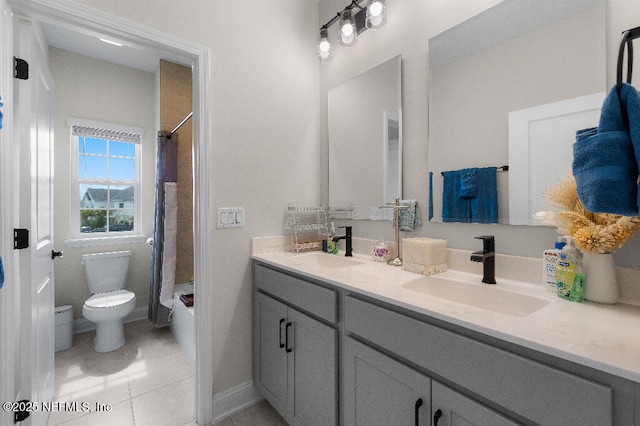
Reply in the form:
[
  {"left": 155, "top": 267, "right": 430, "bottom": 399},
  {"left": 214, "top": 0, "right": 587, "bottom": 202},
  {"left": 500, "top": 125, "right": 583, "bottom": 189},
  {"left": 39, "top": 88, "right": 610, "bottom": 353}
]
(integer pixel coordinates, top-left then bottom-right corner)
[
  {"left": 6, "top": 1, "right": 214, "bottom": 424},
  {"left": 211, "top": 381, "right": 261, "bottom": 423},
  {"left": 64, "top": 234, "right": 148, "bottom": 248}
]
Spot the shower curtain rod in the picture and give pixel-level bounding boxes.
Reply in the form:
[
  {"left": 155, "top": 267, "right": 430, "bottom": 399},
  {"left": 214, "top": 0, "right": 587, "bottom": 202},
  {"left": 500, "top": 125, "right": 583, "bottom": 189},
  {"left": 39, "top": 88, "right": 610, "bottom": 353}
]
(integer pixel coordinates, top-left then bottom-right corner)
[{"left": 170, "top": 111, "right": 193, "bottom": 136}]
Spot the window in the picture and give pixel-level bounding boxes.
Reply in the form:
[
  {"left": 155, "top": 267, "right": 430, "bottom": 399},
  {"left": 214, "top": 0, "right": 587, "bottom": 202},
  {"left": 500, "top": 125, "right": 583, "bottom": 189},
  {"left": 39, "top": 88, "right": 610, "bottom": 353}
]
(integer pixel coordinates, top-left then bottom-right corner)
[{"left": 68, "top": 118, "right": 143, "bottom": 239}]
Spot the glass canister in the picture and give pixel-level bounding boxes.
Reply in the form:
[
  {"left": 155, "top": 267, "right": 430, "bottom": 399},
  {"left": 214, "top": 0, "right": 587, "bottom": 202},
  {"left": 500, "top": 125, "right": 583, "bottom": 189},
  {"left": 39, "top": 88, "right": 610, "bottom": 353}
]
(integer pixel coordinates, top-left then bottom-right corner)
[{"left": 372, "top": 237, "right": 390, "bottom": 262}]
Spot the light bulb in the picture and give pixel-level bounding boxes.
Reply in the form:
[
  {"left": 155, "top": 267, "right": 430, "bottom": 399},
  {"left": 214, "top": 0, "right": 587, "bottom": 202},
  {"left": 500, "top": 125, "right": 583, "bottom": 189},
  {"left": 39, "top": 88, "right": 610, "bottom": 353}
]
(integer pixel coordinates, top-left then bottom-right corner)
[
  {"left": 341, "top": 22, "right": 354, "bottom": 37},
  {"left": 319, "top": 39, "right": 331, "bottom": 53},
  {"left": 369, "top": 1, "right": 383, "bottom": 16},
  {"left": 366, "top": 0, "right": 387, "bottom": 29}
]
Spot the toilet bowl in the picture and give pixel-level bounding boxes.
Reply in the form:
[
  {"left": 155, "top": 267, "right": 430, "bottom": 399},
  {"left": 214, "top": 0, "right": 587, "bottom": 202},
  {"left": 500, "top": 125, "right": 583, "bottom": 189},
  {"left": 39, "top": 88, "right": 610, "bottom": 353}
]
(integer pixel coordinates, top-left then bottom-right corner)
[{"left": 82, "top": 250, "right": 136, "bottom": 353}]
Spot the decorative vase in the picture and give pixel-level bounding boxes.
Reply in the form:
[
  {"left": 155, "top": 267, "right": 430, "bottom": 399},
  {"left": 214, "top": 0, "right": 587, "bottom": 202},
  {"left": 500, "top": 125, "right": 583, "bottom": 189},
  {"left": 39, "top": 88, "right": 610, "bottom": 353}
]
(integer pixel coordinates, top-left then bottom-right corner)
[{"left": 582, "top": 252, "right": 619, "bottom": 304}]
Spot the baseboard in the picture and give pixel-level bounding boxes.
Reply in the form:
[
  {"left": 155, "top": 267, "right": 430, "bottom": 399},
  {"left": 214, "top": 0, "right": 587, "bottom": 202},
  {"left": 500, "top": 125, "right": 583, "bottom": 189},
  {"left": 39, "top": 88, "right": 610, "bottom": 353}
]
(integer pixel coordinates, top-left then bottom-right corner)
[
  {"left": 211, "top": 381, "right": 261, "bottom": 423},
  {"left": 73, "top": 306, "right": 148, "bottom": 334}
]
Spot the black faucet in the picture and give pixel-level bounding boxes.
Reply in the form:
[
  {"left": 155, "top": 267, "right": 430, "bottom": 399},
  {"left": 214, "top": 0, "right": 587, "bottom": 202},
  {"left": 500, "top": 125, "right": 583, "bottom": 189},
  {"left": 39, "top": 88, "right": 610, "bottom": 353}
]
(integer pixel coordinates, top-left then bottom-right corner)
[
  {"left": 470, "top": 235, "right": 496, "bottom": 284},
  {"left": 332, "top": 226, "right": 353, "bottom": 257}
]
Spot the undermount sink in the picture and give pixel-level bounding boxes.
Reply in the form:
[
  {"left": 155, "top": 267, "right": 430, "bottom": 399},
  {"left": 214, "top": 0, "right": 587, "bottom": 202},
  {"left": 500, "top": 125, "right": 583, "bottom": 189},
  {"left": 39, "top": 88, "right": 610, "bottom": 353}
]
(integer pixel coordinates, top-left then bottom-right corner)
[
  {"left": 292, "top": 252, "right": 364, "bottom": 269},
  {"left": 402, "top": 276, "right": 549, "bottom": 317}
]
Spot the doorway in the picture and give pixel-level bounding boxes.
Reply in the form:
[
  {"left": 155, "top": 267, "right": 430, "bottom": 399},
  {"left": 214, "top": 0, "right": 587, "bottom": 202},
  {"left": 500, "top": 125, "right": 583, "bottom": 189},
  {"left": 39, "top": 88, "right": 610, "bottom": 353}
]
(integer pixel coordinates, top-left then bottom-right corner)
[{"left": 2, "top": 0, "right": 213, "bottom": 424}]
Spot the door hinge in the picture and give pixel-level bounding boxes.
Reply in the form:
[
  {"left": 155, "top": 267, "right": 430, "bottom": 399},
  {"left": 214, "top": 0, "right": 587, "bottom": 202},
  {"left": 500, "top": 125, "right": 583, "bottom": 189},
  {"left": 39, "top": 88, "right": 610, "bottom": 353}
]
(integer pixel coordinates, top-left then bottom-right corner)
[
  {"left": 13, "top": 229, "right": 29, "bottom": 250},
  {"left": 14, "top": 400, "right": 30, "bottom": 423},
  {"left": 13, "top": 57, "right": 29, "bottom": 80}
]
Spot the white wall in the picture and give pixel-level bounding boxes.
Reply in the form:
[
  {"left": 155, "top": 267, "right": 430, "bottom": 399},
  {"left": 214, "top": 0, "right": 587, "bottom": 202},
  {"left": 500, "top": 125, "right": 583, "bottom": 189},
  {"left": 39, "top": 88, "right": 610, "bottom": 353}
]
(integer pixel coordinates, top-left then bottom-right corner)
[
  {"left": 320, "top": 0, "right": 640, "bottom": 269},
  {"left": 50, "top": 48, "right": 156, "bottom": 320},
  {"left": 68, "top": 0, "right": 321, "bottom": 394}
]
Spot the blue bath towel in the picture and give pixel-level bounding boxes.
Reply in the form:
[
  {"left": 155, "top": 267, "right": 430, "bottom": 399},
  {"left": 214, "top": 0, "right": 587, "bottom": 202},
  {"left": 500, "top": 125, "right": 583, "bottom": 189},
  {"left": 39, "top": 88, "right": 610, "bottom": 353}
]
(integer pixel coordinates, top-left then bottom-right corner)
[
  {"left": 459, "top": 168, "right": 477, "bottom": 198},
  {"left": 442, "top": 168, "right": 497, "bottom": 223},
  {"left": 470, "top": 167, "right": 498, "bottom": 224},
  {"left": 573, "top": 83, "right": 640, "bottom": 215},
  {"left": 442, "top": 170, "right": 471, "bottom": 222}
]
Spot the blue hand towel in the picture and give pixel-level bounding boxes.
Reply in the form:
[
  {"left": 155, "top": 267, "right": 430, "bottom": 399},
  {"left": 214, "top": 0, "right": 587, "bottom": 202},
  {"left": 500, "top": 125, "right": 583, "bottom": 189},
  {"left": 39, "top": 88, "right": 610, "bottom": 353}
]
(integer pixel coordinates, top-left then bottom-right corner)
[
  {"left": 470, "top": 167, "right": 498, "bottom": 223},
  {"left": 442, "top": 170, "right": 471, "bottom": 222},
  {"left": 394, "top": 199, "right": 422, "bottom": 231},
  {"left": 573, "top": 83, "right": 640, "bottom": 215},
  {"left": 459, "top": 168, "right": 477, "bottom": 198}
]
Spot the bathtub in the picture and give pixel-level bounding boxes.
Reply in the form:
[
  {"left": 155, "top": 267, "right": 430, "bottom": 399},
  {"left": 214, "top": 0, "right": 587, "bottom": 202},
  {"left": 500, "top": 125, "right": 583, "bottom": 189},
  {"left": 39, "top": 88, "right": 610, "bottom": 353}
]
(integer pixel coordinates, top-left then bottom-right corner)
[{"left": 171, "top": 283, "right": 195, "bottom": 369}]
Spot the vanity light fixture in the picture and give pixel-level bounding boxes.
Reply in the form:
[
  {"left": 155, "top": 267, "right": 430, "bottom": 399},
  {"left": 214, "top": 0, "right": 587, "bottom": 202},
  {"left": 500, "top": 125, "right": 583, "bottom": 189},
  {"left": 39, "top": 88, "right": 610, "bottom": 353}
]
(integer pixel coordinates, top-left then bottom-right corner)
[{"left": 317, "top": 0, "right": 388, "bottom": 62}]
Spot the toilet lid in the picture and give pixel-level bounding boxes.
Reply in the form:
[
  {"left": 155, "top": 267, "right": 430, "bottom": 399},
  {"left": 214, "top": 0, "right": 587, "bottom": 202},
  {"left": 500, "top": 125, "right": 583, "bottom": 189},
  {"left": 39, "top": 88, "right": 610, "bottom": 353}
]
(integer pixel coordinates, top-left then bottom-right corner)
[{"left": 85, "top": 289, "right": 135, "bottom": 308}]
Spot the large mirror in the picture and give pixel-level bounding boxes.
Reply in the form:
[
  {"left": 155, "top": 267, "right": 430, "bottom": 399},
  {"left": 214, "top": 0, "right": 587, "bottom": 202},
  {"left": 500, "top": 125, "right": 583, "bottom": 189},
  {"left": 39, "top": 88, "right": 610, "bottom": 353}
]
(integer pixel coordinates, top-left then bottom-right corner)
[
  {"left": 329, "top": 55, "right": 402, "bottom": 220},
  {"left": 428, "top": 0, "right": 606, "bottom": 225}
]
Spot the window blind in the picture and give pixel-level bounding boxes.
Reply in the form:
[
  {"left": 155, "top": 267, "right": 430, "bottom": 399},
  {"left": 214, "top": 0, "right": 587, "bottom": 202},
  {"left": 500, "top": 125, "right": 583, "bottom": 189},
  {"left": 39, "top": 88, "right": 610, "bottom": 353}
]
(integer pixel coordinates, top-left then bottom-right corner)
[{"left": 67, "top": 117, "right": 143, "bottom": 144}]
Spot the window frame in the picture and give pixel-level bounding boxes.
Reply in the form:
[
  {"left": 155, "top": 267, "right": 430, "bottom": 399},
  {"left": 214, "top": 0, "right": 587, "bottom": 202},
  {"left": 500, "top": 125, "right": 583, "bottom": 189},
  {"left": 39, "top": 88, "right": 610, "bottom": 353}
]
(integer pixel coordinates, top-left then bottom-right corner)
[{"left": 67, "top": 117, "right": 144, "bottom": 245}]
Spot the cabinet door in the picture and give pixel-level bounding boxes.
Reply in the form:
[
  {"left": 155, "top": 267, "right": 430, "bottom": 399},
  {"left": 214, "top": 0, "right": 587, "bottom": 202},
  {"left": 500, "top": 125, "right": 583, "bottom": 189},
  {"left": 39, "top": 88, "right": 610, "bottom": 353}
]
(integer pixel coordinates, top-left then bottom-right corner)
[
  {"left": 256, "top": 293, "right": 289, "bottom": 414},
  {"left": 343, "top": 337, "right": 431, "bottom": 426},
  {"left": 288, "top": 307, "right": 337, "bottom": 426},
  {"left": 431, "top": 381, "right": 520, "bottom": 426}
]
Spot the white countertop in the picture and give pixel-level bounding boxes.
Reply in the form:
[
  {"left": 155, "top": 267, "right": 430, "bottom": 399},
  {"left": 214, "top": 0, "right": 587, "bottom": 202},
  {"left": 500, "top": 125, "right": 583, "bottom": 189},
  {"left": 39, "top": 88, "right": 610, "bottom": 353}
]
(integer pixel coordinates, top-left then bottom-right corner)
[{"left": 252, "top": 246, "right": 640, "bottom": 383}]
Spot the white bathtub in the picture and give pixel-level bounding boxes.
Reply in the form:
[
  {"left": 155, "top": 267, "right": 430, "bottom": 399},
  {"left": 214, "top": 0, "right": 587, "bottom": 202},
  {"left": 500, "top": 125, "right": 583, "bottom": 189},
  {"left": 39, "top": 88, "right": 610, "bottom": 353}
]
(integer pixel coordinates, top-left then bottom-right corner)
[{"left": 171, "top": 283, "right": 195, "bottom": 369}]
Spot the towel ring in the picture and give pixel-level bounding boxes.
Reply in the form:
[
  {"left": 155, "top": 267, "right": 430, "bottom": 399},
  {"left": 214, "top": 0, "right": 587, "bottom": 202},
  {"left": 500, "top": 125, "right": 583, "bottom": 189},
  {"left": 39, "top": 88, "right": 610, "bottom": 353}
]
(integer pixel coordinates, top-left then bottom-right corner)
[{"left": 617, "top": 26, "right": 640, "bottom": 95}]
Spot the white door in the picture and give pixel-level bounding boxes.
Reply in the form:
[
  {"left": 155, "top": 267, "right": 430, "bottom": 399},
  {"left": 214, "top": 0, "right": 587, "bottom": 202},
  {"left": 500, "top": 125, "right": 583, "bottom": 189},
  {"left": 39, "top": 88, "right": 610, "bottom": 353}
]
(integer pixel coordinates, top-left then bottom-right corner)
[{"left": 15, "top": 19, "right": 56, "bottom": 425}]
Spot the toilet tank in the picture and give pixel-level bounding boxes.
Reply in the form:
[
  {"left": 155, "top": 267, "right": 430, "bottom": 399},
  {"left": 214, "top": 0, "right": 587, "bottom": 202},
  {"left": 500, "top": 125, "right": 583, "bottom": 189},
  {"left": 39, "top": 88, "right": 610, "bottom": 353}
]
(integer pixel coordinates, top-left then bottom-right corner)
[{"left": 82, "top": 250, "right": 132, "bottom": 294}]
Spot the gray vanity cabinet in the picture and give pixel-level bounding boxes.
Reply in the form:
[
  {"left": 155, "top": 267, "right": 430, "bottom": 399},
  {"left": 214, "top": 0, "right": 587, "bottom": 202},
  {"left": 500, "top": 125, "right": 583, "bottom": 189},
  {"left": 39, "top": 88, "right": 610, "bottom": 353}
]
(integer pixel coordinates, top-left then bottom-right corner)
[
  {"left": 256, "top": 293, "right": 289, "bottom": 412},
  {"left": 343, "top": 336, "right": 517, "bottom": 426},
  {"left": 343, "top": 337, "right": 431, "bottom": 425},
  {"left": 254, "top": 264, "right": 338, "bottom": 426},
  {"left": 344, "top": 294, "right": 613, "bottom": 426},
  {"left": 431, "top": 382, "right": 520, "bottom": 426}
]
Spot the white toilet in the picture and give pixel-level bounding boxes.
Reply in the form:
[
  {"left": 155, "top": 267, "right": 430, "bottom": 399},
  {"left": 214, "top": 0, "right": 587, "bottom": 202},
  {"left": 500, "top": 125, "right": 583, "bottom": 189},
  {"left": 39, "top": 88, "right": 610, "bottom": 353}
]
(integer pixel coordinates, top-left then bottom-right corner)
[{"left": 82, "top": 250, "right": 136, "bottom": 352}]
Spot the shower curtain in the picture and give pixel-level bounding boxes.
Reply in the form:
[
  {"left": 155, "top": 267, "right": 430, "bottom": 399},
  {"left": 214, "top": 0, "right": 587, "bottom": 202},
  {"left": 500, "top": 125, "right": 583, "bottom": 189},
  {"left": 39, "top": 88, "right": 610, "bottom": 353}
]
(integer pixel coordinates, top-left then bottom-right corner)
[{"left": 149, "top": 131, "right": 179, "bottom": 326}]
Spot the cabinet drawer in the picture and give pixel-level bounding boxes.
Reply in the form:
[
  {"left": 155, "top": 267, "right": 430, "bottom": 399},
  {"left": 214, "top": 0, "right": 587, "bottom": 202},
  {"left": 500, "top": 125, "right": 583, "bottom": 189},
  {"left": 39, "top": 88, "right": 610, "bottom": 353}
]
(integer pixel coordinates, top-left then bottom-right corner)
[
  {"left": 255, "top": 264, "right": 337, "bottom": 324},
  {"left": 345, "top": 295, "right": 612, "bottom": 426}
]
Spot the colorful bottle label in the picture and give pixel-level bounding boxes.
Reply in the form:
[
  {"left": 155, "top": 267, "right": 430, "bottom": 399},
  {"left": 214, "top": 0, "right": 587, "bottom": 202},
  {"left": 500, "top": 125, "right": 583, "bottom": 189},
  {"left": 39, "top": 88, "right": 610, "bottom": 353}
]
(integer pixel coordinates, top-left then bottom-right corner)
[
  {"left": 556, "top": 254, "right": 584, "bottom": 303},
  {"left": 543, "top": 250, "right": 560, "bottom": 293}
]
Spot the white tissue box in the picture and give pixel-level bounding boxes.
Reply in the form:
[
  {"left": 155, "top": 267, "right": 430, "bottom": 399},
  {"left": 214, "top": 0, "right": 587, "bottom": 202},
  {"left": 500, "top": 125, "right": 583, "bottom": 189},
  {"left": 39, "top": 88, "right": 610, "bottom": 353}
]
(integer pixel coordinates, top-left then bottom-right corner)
[{"left": 402, "top": 238, "right": 447, "bottom": 276}]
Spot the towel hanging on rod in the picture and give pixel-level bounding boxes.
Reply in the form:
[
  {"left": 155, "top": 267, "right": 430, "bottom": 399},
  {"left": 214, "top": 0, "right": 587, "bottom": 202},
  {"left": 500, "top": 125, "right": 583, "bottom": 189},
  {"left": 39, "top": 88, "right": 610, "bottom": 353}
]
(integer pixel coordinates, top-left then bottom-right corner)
[
  {"left": 440, "top": 165, "right": 508, "bottom": 176},
  {"left": 169, "top": 111, "right": 193, "bottom": 136}
]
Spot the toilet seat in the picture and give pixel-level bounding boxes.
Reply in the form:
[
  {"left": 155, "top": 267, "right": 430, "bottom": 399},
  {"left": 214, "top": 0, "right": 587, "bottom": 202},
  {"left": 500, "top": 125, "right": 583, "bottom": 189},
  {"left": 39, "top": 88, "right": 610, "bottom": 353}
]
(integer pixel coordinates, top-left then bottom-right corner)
[{"left": 84, "top": 289, "right": 135, "bottom": 309}]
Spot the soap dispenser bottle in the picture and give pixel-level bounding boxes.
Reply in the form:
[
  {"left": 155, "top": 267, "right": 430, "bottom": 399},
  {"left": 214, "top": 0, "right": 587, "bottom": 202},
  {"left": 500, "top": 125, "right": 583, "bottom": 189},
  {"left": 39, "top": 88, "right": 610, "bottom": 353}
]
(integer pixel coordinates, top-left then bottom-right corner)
[
  {"left": 542, "top": 237, "right": 566, "bottom": 293},
  {"left": 556, "top": 237, "right": 585, "bottom": 302}
]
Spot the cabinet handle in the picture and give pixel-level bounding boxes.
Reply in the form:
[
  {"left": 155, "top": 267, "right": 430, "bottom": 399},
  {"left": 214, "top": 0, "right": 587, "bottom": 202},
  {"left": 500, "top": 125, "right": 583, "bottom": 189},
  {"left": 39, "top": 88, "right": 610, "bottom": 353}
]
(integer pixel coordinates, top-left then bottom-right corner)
[
  {"left": 414, "top": 398, "right": 423, "bottom": 426},
  {"left": 285, "top": 322, "right": 293, "bottom": 353},
  {"left": 433, "top": 409, "right": 442, "bottom": 426},
  {"left": 278, "top": 318, "right": 285, "bottom": 348}
]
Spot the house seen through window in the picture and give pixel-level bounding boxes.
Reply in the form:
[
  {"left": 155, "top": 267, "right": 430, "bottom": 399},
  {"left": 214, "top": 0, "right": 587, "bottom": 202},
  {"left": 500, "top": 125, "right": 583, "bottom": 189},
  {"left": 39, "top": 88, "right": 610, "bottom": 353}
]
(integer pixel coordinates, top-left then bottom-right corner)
[{"left": 69, "top": 118, "right": 142, "bottom": 237}]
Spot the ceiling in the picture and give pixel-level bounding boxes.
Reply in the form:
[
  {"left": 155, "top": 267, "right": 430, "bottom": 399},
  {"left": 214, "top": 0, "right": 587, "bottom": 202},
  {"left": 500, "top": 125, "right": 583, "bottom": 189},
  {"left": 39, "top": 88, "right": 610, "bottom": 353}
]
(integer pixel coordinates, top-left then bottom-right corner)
[{"left": 42, "top": 21, "right": 181, "bottom": 73}]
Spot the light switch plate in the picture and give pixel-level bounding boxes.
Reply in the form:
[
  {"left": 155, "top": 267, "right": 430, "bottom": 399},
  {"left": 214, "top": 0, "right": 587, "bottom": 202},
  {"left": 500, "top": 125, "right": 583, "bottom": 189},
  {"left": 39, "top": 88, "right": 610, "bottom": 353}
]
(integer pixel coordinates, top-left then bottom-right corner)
[{"left": 217, "top": 207, "right": 245, "bottom": 228}]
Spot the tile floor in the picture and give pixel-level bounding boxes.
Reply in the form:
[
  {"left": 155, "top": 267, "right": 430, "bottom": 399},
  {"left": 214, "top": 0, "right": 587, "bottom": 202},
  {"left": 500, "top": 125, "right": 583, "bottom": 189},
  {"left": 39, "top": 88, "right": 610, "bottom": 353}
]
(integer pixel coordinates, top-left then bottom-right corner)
[{"left": 49, "top": 320, "right": 285, "bottom": 426}]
